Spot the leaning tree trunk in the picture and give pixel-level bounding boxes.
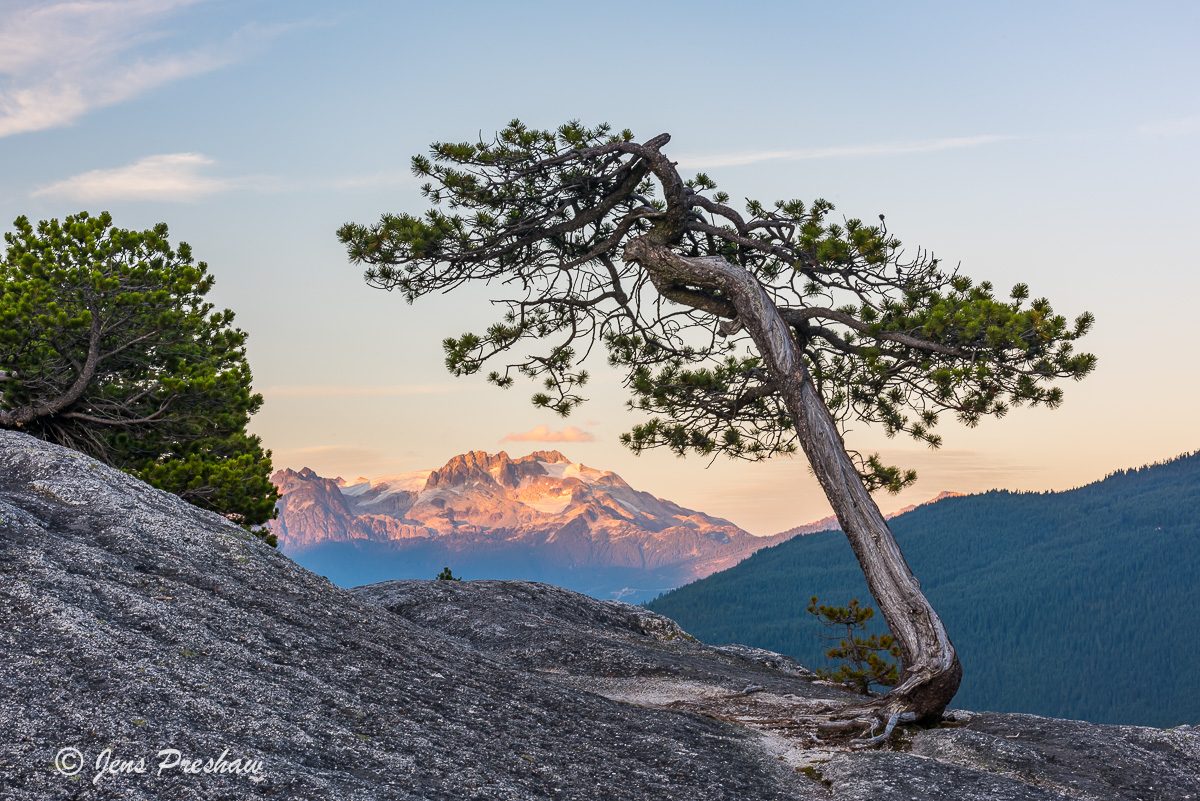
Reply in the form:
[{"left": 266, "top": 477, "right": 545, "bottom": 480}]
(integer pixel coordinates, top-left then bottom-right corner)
[{"left": 627, "top": 238, "right": 962, "bottom": 721}]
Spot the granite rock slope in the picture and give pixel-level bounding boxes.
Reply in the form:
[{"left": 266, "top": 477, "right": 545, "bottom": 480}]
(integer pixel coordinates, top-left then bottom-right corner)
[
  {"left": 1, "top": 430, "right": 1198, "bottom": 800},
  {"left": 354, "top": 579, "right": 821, "bottom": 692},
  {"left": 357, "top": 580, "right": 1200, "bottom": 801},
  {"left": 0, "top": 431, "right": 814, "bottom": 800}
]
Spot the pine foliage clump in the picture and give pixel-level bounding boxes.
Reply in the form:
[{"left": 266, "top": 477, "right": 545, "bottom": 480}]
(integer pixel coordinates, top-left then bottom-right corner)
[{"left": 0, "top": 212, "right": 278, "bottom": 538}]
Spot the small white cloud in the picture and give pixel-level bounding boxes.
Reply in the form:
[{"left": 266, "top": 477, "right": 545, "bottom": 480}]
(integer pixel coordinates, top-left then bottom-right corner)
[
  {"left": 676, "top": 135, "right": 1013, "bottom": 169},
  {"left": 501, "top": 425, "right": 595, "bottom": 443},
  {"left": 32, "top": 153, "right": 421, "bottom": 202},
  {"left": 32, "top": 151, "right": 421, "bottom": 202},
  {"left": 32, "top": 153, "right": 241, "bottom": 202},
  {"left": 1138, "top": 115, "right": 1200, "bottom": 137}
]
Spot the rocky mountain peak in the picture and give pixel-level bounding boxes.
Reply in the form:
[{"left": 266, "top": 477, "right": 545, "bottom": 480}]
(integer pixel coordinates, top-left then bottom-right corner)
[
  {"left": 271, "top": 466, "right": 338, "bottom": 495},
  {"left": 268, "top": 449, "right": 790, "bottom": 598},
  {"left": 525, "top": 449, "right": 570, "bottom": 464},
  {"left": 423, "top": 449, "right": 535, "bottom": 490},
  {"left": 272, "top": 466, "right": 325, "bottom": 484}
]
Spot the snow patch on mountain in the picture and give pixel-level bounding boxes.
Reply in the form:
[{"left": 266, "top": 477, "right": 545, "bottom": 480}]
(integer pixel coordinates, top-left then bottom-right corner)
[
  {"left": 613, "top": 498, "right": 644, "bottom": 519},
  {"left": 342, "top": 470, "right": 433, "bottom": 502},
  {"left": 540, "top": 461, "right": 610, "bottom": 483},
  {"left": 523, "top": 492, "right": 574, "bottom": 515}
]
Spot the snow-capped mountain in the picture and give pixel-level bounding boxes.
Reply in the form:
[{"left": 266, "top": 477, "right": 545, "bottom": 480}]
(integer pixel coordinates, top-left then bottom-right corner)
[
  {"left": 269, "top": 449, "right": 963, "bottom": 601},
  {"left": 269, "top": 450, "right": 794, "bottom": 600}
]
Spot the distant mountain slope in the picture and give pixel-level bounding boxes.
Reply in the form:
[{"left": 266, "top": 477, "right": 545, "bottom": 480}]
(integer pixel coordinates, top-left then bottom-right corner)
[
  {"left": 270, "top": 450, "right": 796, "bottom": 600},
  {"left": 648, "top": 452, "right": 1200, "bottom": 727},
  {"left": 772, "top": 490, "right": 964, "bottom": 538}
]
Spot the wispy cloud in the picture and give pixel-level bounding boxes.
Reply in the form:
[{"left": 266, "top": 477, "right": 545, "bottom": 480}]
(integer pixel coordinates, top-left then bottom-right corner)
[
  {"left": 31, "top": 153, "right": 250, "bottom": 202},
  {"left": 501, "top": 425, "right": 595, "bottom": 443},
  {"left": 868, "top": 448, "right": 1045, "bottom": 489},
  {"left": 270, "top": 445, "right": 402, "bottom": 477},
  {"left": 331, "top": 170, "right": 415, "bottom": 191},
  {"left": 32, "top": 152, "right": 418, "bottom": 202},
  {"left": 262, "top": 385, "right": 460, "bottom": 398},
  {"left": 0, "top": 0, "right": 286, "bottom": 137},
  {"left": 676, "top": 135, "right": 1013, "bottom": 169},
  {"left": 1138, "top": 115, "right": 1200, "bottom": 137},
  {"left": 277, "top": 445, "right": 379, "bottom": 457}
]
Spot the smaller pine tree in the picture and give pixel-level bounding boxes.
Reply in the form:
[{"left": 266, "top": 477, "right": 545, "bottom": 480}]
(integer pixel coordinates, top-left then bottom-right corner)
[
  {"left": 807, "top": 596, "right": 902, "bottom": 695},
  {"left": 435, "top": 567, "right": 461, "bottom": 581}
]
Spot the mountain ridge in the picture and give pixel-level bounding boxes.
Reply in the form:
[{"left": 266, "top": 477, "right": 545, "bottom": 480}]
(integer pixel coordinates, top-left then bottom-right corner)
[
  {"left": 269, "top": 449, "right": 793, "bottom": 599},
  {"left": 271, "top": 449, "right": 964, "bottom": 600},
  {"left": 648, "top": 449, "right": 1200, "bottom": 727},
  {"left": 773, "top": 489, "right": 966, "bottom": 538}
]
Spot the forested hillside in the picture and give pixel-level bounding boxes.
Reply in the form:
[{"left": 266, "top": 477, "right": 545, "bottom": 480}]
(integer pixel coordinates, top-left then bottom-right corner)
[{"left": 648, "top": 452, "right": 1200, "bottom": 727}]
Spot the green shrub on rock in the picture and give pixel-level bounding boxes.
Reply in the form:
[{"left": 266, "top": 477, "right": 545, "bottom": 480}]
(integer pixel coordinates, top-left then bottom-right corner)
[{"left": 0, "top": 212, "right": 278, "bottom": 538}]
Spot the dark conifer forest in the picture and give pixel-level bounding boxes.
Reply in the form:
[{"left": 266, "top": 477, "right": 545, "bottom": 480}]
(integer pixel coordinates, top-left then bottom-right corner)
[{"left": 648, "top": 451, "right": 1200, "bottom": 727}]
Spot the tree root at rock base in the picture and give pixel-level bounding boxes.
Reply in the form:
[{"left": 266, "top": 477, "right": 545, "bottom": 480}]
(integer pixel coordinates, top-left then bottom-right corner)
[
  {"left": 849, "top": 711, "right": 918, "bottom": 746},
  {"left": 645, "top": 680, "right": 940, "bottom": 750},
  {"left": 814, "top": 705, "right": 923, "bottom": 747}
]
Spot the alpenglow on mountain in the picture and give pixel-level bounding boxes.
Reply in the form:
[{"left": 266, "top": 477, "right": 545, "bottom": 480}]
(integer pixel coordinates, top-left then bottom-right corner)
[{"left": 269, "top": 450, "right": 795, "bottom": 600}]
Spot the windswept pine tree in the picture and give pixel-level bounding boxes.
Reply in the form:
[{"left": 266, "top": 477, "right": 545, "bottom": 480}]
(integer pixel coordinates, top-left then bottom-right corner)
[
  {"left": 339, "top": 121, "right": 1095, "bottom": 729},
  {"left": 0, "top": 212, "right": 278, "bottom": 535}
]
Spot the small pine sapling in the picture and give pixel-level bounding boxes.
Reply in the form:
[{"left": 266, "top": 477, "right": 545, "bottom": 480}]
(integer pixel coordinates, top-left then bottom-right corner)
[
  {"left": 808, "top": 596, "right": 902, "bottom": 695},
  {"left": 435, "top": 567, "right": 462, "bottom": 581}
]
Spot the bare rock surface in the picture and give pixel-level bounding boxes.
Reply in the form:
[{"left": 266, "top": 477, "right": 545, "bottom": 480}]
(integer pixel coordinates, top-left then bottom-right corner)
[
  {"left": 353, "top": 579, "right": 819, "bottom": 691},
  {"left": 1, "top": 430, "right": 1198, "bottom": 800},
  {"left": 0, "top": 432, "right": 814, "bottom": 800}
]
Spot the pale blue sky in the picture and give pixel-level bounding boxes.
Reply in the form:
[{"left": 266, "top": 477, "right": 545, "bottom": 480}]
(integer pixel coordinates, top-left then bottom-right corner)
[{"left": 3, "top": 0, "right": 1198, "bottom": 533}]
